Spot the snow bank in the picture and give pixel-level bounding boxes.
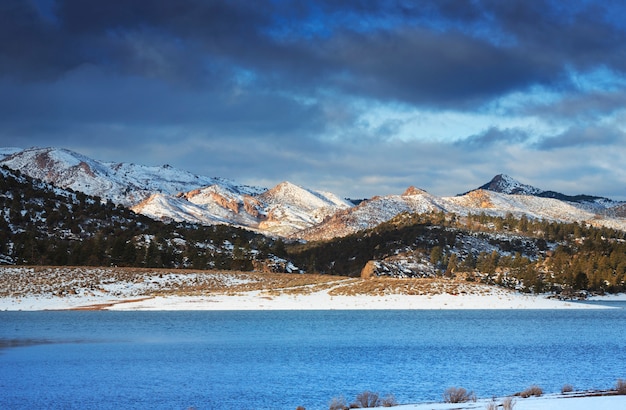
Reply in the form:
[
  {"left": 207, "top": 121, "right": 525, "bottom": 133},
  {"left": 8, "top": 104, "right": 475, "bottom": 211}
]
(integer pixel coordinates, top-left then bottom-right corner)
[
  {"left": 0, "top": 288, "right": 616, "bottom": 311},
  {"left": 388, "top": 393, "right": 626, "bottom": 410}
]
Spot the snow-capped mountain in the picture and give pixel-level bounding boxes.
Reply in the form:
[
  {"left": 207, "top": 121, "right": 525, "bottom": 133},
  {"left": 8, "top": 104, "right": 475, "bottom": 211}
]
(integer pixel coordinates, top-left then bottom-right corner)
[
  {"left": 133, "top": 180, "right": 353, "bottom": 237},
  {"left": 256, "top": 182, "right": 352, "bottom": 236},
  {"left": 470, "top": 174, "right": 620, "bottom": 212},
  {"left": 299, "top": 186, "right": 446, "bottom": 241},
  {"left": 0, "top": 147, "right": 22, "bottom": 158},
  {"left": 299, "top": 185, "right": 626, "bottom": 241},
  {"left": 1, "top": 147, "right": 625, "bottom": 240},
  {"left": 0, "top": 147, "right": 262, "bottom": 207},
  {"left": 0, "top": 147, "right": 352, "bottom": 237},
  {"left": 474, "top": 174, "right": 543, "bottom": 195}
]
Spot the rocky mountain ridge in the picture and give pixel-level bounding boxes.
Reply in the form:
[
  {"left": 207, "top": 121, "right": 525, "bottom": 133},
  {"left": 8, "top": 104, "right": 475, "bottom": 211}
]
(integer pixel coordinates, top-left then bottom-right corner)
[
  {"left": 473, "top": 174, "right": 619, "bottom": 212},
  {"left": 0, "top": 147, "right": 263, "bottom": 207},
  {"left": 301, "top": 183, "right": 626, "bottom": 241},
  {"left": 0, "top": 147, "right": 352, "bottom": 237},
  {"left": 1, "top": 147, "right": 625, "bottom": 239}
]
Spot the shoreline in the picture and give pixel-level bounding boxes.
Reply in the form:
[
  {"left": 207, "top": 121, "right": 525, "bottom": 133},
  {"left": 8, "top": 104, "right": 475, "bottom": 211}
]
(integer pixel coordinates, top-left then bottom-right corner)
[
  {"left": 387, "top": 391, "right": 626, "bottom": 410},
  {"left": 1, "top": 289, "right": 622, "bottom": 311}
]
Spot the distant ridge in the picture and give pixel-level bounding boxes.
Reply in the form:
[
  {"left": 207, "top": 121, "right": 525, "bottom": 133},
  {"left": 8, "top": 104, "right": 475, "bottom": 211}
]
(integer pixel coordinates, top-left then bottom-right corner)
[
  {"left": 1, "top": 147, "right": 625, "bottom": 239},
  {"left": 468, "top": 174, "right": 617, "bottom": 207}
]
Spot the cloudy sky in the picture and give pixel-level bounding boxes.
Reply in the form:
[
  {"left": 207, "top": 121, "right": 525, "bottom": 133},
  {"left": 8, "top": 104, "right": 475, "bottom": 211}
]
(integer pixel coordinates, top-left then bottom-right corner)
[{"left": 2, "top": 0, "right": 626, "bottom": 200}]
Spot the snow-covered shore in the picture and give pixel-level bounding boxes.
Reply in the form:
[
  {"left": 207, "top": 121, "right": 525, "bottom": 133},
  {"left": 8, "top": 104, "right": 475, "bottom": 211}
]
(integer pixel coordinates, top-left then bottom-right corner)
[
  {"left": 0, "top": 287, "right": 621, "bottom": 311},
  {"left": 106, "top": 291, "right": 615, "bottom": 311},
  {"left": 1, "top": 266, "right": 624, "bottom": 311},
  {"left": 388, "top": 393, "right": 626, "bottom": 410}
]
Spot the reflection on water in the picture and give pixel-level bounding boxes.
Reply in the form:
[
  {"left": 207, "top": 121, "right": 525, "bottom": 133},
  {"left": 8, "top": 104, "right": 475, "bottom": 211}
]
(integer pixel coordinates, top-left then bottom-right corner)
[
  {"left": 0, "top": 338, "right": 98, "bottom": 351},
  {"left": 572, "top": 300, "right": 626, "bottom": 308}
]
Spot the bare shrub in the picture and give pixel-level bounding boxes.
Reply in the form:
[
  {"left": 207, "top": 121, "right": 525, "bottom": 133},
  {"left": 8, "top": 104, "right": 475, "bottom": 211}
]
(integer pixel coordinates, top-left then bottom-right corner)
[
  {"left": 329, "top": 396, "right": 348, "bottom": 410},
  {"left": 486, "top": 401, "right": 497, "bottom": 410},
  {"left": 296, "top": 407, "right": 306, "bottom": 410},
  {"left": 443, "top": 387, "right": 476, "bottom": 403},
  {"left": 616, "top": 379, "right": 626, "bottom": 395},
  {"left": 519, "top": 385, "right": 543, "bottom": 398},
  {"left": 352, "top": 391, "right": 381, "bottom": 408},
  {"left": 561, "top": 384, "right": 574, "bottom": 394},
  {"left": 502, "top": 396, "right": 516, "bottom": 410},
  {"left": 381, "top": 394, "right": 397, "bottom": 407}
]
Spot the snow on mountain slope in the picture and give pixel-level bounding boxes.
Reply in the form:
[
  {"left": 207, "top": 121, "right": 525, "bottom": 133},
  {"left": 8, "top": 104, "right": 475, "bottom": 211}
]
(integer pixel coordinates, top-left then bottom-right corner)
[
  {"left": 258, "top": 181, "right": 351, "bottom": 210},
  {"left": 257, "top": 182, "right": 353, "bottom": 236},
  {"left": 299, "top": 186, "right": 626, "bottom": 241},
  {"left": 2, "top": 147, "right": 624, "bottom": 239},
  {"left": 0, "top": 147, "right": 352, "bottom": 237},
  {"left": 476, "top": 174, "right": 543, "bottom": 195},
  {"left": 107, "top": 162, "right": 264, "bottom": 198},
  {"left": 131, "top": 193, "right": 232, "bottom": 225},
  {"left": 472, "top": 174, "right": 623, "bottom": 212},
  {"left": 179, "top": 184, "right": 263, "bottom": 227},
  {"left": 299, "top": 186, "right": 445, "bottom": 241},
  {"left": 446, "top": 189, "right": 598, "bottom": 221},
  {"left": 133, "top": 181, "right": 353, "bottom": 236},
  {"left": 0, "top": 147, "right": 261, "bottom": 207}
]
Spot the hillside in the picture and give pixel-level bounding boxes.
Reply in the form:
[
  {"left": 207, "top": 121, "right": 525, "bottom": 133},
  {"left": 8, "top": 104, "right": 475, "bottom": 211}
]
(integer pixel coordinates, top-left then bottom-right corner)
[
  {"left": 300, "top": 186, "right": 626, "bottom": 241},
  {"left": 1, "top": 147, "right": 352, "bottom": 236},
  {"left": 0, "top": 165, "right": 283, "bottom": 270},
  {"left": 0, "top": 147, "right": 262, "bottom": 207},
  {"left": 473, "top": 174, "right": 621, "bottom": 212},
  {"left": 288, "top": 210, "right": 626, "bottom": 295}
]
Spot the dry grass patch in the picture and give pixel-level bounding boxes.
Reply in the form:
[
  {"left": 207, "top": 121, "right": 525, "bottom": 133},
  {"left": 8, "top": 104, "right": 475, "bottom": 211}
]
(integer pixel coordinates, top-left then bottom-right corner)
[
  {"left": 0, "top": 266, "right": 516, "bottom": 301},
  {"left": 0, "top": 266, "right": 354, "bottom": 299},
  {"left": 327, "top": 277, "right": 495, "bottom": 297}
]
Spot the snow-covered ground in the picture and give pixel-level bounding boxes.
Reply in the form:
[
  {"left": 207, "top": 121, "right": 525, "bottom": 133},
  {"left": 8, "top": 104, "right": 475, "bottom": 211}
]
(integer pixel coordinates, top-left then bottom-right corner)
[
  {"left": 1, "top": 284, "right": 619, "bottom": 311},
  {"left": 104, "top": 289, "right": 615, "bottom": 311},
  {"left": 2, "top": 266, "right": 623, "bottom": 311},
  {"left": 388, "top": 393, "right": 626, "bottom": 410}
]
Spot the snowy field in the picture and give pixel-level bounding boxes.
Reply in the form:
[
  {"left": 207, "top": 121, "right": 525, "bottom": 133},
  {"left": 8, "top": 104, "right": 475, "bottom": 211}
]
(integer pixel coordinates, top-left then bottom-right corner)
[
  {"left": 104, "top": 289, "right": 617, "bottom": 311},
  {"left": 1, "top": 266, "right": 623, "bottom": 311}
]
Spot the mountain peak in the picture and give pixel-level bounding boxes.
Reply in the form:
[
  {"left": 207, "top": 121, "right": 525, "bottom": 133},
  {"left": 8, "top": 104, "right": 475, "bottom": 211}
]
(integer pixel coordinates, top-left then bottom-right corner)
[
  {"left": 402, "top": 186, "right": 428, "bottom": 196},
  {"left": 478, "top": 174, "right": 543, "bottom": 196}
]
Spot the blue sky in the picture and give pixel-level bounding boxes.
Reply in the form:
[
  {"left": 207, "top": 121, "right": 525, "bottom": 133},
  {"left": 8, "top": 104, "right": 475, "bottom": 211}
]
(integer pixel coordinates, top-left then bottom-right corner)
[{"left": 1, "top": 0, "right": 625, "bottom": 200}]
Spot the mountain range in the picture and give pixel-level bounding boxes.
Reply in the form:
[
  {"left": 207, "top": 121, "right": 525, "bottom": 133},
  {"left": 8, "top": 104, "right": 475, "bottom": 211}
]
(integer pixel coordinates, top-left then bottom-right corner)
[{"left": 1, "top": 146, "right": 625, "bottom": 239}]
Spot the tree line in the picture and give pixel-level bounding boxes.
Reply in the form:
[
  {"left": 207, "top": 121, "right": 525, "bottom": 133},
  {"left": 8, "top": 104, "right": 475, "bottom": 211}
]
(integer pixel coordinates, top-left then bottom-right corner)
[{"left": 0, "top": 166, "right": 276, "bottom": 270}]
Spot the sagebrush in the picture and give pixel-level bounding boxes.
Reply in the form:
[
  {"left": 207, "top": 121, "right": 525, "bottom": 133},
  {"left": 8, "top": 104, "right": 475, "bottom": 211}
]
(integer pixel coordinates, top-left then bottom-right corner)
[
  {"left": 443, "top": 387, "right": 476, "bottom": 403},
  {"left": 519, "top": 385, "right": 543, "bottom": 398}
]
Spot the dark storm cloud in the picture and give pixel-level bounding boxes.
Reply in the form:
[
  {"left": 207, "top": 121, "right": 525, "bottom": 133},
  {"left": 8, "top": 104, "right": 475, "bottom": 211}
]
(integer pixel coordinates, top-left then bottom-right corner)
[
  {"left": 2, "top": 0, "right": 626, "bottom": 199},
  {"left": 4, "top": 0, "right": 626, "bottom": 106}
]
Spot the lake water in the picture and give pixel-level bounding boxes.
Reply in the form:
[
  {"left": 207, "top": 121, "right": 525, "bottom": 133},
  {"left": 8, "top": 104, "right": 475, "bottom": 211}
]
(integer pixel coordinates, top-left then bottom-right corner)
[{"left": 1, "top": 307, "right": 626, "bottom": 409}]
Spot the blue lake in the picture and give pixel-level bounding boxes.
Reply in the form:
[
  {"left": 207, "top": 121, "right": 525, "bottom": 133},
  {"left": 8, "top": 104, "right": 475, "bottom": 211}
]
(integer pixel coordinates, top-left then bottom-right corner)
[{"left": 1, "top": 308, "right": 626, "bottom": 409}]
